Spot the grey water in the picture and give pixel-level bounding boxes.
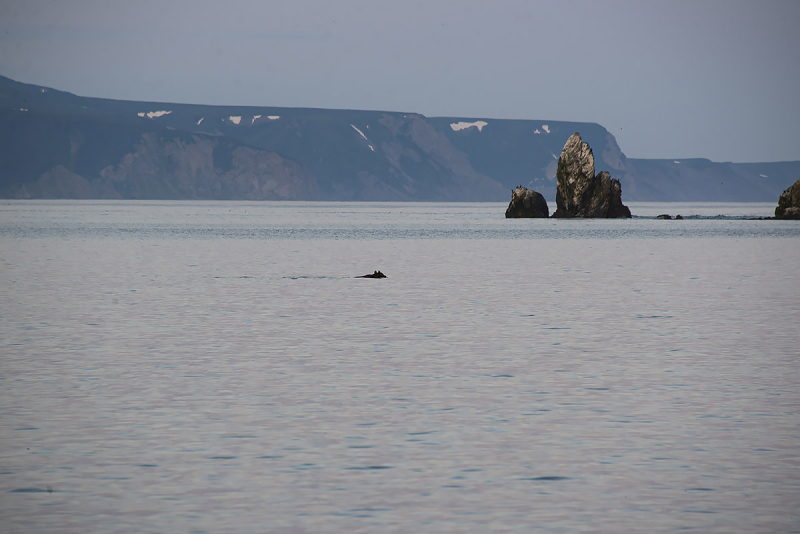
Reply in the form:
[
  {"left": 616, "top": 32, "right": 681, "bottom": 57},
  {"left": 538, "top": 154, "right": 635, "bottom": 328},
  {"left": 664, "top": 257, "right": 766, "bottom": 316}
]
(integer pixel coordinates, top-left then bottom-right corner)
[{"left": 1, "top": 200, "right": 798, "bottom": 533}]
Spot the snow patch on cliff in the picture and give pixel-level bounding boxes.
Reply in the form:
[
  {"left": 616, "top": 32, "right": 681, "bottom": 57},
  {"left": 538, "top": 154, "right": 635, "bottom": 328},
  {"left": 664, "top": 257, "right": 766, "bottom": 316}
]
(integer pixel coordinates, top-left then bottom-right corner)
[
  {"left": 267, "top": 115, "right": 280, "bottom": 120},
  {"left": 252, "top": 115, "right": 262, "bottom": 124},
  {"left": 542, "top": 124, "right": 550, "bottom": 134},
  {"left": 350, "top": 125, "right": 375, "bottom": 151},
  {"left": 138, "top": 111, "right": 172, "bottom": 119},
  {"left": 450, "top": 121, "right": 488, "bottom": 132},
  {"left": 351, "top": 124, "right": 369, "bottom": 141},
  {"left": 197, "top": 118, "right": 204, "bottom": 125},
  {"left": 229, "top": 116, "right": 242, "bottom": 125}
]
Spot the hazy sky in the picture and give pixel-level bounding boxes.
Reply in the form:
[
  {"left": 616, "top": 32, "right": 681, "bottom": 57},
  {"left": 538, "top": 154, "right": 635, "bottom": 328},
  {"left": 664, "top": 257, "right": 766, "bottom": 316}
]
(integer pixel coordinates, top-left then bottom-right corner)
[{"left": 1, "top": 0, "right": 798, "bottom": 162}]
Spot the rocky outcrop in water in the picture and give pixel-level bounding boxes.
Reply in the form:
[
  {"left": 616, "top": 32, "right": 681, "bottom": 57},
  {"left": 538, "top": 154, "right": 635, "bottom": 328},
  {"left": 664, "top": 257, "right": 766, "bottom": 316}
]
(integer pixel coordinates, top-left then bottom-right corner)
[
  {"left": 775, "top": 177, "right": 800, "bottom": 219},
  {"left": 553, "top": 133, "right": 631, "bottom": 218},
  {"left": 505, "top": 186, "right": 549, "bottom": 218}
]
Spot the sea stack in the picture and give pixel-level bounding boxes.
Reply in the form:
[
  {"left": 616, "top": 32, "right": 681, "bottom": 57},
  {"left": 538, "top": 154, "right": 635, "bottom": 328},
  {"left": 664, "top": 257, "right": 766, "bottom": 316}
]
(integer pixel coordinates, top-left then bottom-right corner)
[
  {"left": 505, "top": 186, "right": 549, "bottom": 218},
  {"left": 553, "top": 133, "right": 631, "bottom": 218},
  {"left": 775, "top": 177, "right": 800, "bottom": 220}
]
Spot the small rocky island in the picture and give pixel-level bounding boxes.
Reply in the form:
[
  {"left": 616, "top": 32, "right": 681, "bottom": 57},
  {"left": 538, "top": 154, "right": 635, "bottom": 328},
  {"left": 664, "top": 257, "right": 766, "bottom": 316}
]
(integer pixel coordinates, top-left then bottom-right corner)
[
  {"left": 553, "top": 133, "right": 631, "bottom": 218},
  {"left": 775, "top": 177, "right": 800, "bottom": 219},
  {"left": 505, "top": 186, "right": 549, "bottom": 218}
]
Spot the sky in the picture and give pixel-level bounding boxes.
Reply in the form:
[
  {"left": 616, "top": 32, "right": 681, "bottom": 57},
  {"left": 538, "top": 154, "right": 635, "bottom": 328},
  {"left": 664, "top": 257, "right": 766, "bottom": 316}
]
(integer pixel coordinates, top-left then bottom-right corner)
[{"left": 1, "top": 0, "right": 799, "bottom": 163}]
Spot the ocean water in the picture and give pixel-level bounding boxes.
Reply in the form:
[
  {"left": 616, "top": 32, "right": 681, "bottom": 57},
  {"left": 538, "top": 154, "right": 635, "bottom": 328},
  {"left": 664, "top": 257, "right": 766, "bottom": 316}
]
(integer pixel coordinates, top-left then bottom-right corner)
[{"left": 1, "top": 200, "right": 798, "bottom": 533}]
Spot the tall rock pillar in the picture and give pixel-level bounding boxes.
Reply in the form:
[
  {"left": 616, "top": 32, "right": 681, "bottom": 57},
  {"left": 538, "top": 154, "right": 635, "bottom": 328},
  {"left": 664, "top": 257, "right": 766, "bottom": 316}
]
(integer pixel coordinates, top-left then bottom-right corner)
[{"left": 553, "top": 132, "right": 631, "bottom": 218}]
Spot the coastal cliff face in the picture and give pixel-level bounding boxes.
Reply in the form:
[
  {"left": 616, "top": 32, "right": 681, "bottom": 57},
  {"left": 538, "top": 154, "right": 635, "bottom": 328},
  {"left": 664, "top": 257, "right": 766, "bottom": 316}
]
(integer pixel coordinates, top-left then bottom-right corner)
[
  {"left": 553, "top": 133, "right": 631, "bottom": 218},
  {"left": 1, "top": 75, "right": 799, "bottom": 202},
  {"left": 11, "top": 131, "right": 321, "bottom": 200},
  {"left": 0, "top": 76, "right": 506, "bottom": 201}
]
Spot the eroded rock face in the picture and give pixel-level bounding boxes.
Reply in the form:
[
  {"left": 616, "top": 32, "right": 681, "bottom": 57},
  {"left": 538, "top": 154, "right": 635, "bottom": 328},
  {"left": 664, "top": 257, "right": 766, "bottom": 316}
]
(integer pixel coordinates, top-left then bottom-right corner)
[
  {"left": 775, "top": 178, "right": 800, "bottom": 220},
  {"left": 553, "top": 133, "right": 631, "bottom": 218},
  {"left": 505, "top": 186, "right": 549, "bottom": 218}
]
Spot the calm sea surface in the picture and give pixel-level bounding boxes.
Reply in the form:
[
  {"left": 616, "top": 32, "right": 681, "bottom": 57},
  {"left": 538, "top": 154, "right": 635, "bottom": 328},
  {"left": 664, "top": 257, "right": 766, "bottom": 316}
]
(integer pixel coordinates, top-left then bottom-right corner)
[{"left": 1, "top": 201, "right": 799, "bottom": 533}]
